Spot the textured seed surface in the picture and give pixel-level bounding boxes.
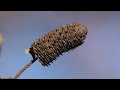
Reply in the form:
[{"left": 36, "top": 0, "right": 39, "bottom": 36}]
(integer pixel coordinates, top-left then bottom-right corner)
[{"left": 31, "top": 22, "right": 88, "bottom": 66}]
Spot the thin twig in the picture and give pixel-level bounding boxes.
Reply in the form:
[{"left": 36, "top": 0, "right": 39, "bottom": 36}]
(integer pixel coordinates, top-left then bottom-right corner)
[{"left": 13, "top": 58, "right": 37, "bottom": 79}]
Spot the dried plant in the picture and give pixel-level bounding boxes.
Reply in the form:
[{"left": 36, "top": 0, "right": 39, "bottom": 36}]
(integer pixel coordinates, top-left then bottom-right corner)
[{"left": 0, "top": 22, "right": 88, "bottom": 79}]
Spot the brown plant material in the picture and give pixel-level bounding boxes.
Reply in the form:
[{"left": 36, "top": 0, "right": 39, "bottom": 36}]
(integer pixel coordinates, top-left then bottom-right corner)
[
  {"left": 13, "top": 59, "right": 37, "bottom": 79},
  {"left": 31, "top": 22, "right": 88, "bottom": 66},
  {"left": 1, "top": 22, "right": 88, "bottom": 79},
  {"left": 14, "top": 22, "right": 88, "bottom": 79}
]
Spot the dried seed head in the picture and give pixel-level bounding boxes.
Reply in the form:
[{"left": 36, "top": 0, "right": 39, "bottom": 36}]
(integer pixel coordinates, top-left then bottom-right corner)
[{"left": 30, "top": 22, "right": 88, "bottom": 66}]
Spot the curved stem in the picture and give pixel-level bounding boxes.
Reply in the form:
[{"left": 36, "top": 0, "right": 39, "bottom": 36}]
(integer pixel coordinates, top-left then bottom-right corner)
[{"left": 13, "top": 58, "right": 37, "bottom": 79}]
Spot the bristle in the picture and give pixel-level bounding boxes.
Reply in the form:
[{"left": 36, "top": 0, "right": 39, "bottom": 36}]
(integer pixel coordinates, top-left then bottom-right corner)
[{"left": 31, "top": 22, "right": 88, "bottom": 66}]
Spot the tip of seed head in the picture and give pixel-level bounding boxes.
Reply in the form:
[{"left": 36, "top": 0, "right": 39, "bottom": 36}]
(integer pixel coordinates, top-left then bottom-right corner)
[{"left": 25, "top": 48, "right": 30, "bottom": 54}]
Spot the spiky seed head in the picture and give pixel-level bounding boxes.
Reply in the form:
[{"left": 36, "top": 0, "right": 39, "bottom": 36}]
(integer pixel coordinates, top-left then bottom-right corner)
[{"left": 30, "top": 22, "right": 88, "bottom": 66}]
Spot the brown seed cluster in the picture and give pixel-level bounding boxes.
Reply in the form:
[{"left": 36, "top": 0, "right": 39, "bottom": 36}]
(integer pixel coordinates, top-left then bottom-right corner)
[{"left": 31, "top": 22, "right": 88, "bottom": 66}]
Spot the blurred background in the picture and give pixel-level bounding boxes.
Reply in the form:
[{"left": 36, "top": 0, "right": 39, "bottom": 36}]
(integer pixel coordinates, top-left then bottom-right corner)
[{"left": 0, "top": 11, "right": 120, "bottom": 79}]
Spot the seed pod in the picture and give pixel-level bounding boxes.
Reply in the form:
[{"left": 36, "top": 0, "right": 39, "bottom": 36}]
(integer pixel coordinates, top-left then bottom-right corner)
[{"left": 31, "top": 22, "right": 88, "bottom": 66}]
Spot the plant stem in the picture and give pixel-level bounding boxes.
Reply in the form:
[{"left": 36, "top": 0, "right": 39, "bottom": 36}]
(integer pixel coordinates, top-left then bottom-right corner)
[{"left": 13, "top": 58, "right": 37, "bottom": 79}]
